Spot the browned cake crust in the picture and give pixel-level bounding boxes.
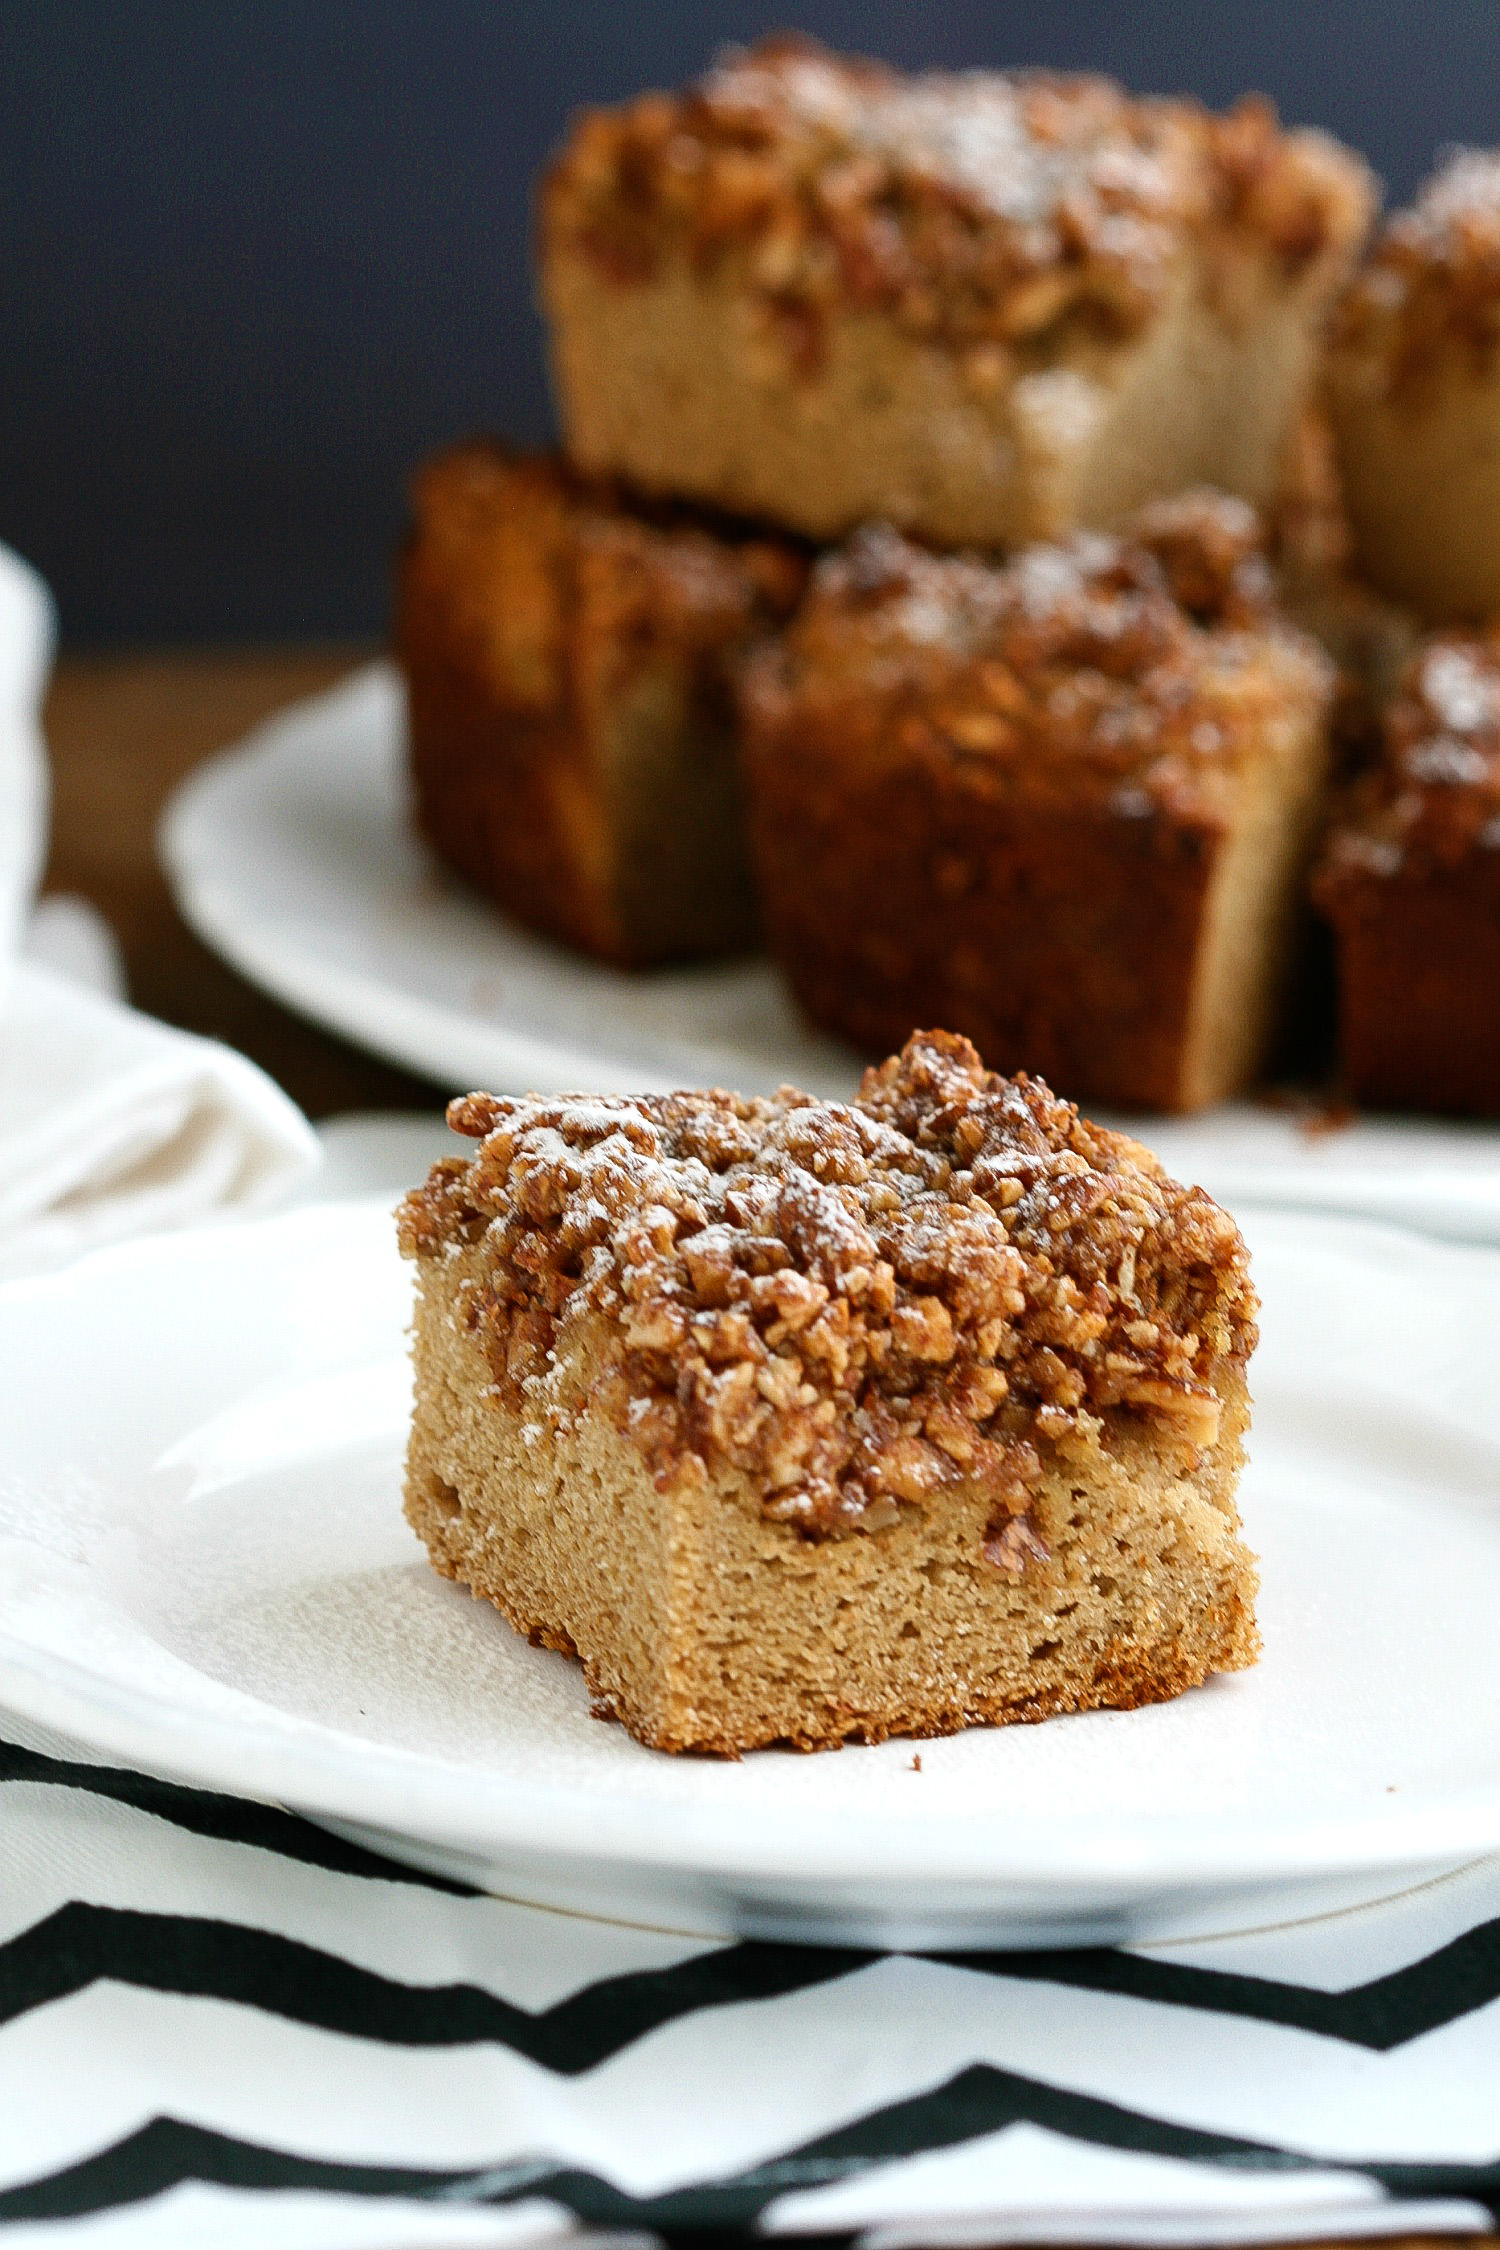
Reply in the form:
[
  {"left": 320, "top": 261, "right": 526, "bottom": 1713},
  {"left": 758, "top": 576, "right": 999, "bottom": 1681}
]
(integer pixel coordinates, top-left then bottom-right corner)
[
  {"left": 739, "top": 496, "right": 1334, "bottom": 1112},
  {"left": 396, "top": 443, "right": 805, "bottom": 967},
  {"left": 1329, "top": 152, "right": 1500, "bottom": 619},
  {"left": 399, "top": 1031, "right": 1260, "bottom": 1755},
  {"left": 541, "top": 37, "right": 1372, "bottom": 546},
  {"left": 1314, "top": 631, "right": 1500, "bottom": 1114}
]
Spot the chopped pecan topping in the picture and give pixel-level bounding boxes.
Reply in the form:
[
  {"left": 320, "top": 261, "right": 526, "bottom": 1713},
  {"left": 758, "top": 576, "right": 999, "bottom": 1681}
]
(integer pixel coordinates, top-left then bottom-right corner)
[
  {"left": 400, "top": 1031, "right": 1257, "bottom": 1538},
  {"left": 1129, "top": 490, "right": 1274, "bottom": 625},
  {"left": 1315, "top": 629, "right": 1500, "bottom": 894},
  {"left": 1335, "top": 149, "right": 1500, "bottom": 396},
  {"left": 544, "top": 37, "right": 1369, "bottom": 372},
  {"left": 741, "top": 503, "right": 1330, "bottom": 830}
]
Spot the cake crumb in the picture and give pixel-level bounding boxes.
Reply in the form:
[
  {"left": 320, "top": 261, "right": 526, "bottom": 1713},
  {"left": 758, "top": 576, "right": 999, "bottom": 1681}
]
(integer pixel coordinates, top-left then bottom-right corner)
[{"left": 1298, "top": 1097, "right": 1357, "bottom": 1140}]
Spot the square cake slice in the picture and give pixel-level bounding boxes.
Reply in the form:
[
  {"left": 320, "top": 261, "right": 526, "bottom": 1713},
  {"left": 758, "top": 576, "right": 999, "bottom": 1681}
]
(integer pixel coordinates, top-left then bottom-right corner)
[
  {"left": 540, "top": 37, "right": 1372, "bottom": 548},
  {"left": 399, "top": 1031, "right": 1259, "bottom": 1755},
  {"left": 738, "top": 495, "right": 1335, "bottom": 1114},
  {"left": 396, "top": 443, "right": 804, "bottom": 967},
  {"left": 1314, "top": 631, "right": 1500, "bottom": 1115},
  {"left": 1328, "top": 152, "right": 1500, "bottom": 621}
]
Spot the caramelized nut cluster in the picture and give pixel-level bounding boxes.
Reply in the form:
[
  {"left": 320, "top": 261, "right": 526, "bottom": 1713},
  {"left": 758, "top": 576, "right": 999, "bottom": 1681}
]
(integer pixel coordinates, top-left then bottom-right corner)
[
  {"left": 544, "top": 36, "right": 1368, "bottom": 372},
  {"left": 1315, "top": 632, "right": 1500, "bottom": 891},
  {"left": 399, "top": 1032, "right": 1256, "bottom": 1538},
  {"left": 741, "top": 499, "right": 1328, "bottom": 830},
  {"left": 1335, "top": 150, "right": 1500, "bottom": 395}
]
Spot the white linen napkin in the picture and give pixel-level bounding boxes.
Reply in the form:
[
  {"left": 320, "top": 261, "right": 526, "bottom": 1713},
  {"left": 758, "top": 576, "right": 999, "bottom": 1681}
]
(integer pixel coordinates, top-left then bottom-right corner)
[
  {"left": 0, "top": 956, "right": 319, "bottom": 1279},
  {"left": 0, "top": 543, "right": 52, "bottom": 1007},
  {"left": 23, "top": 888, "right": 128, "bottom": 997},
  {"left": 0, "top": 539, "right": 319, "bottom": 1278}
]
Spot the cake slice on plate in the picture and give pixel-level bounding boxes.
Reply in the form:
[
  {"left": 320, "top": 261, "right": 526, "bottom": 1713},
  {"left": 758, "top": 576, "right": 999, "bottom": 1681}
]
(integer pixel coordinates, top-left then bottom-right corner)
[
  {"left": 541, "top": 36, "right": 1372, "bottom": 547},
  {"left": 739, "top": 493, "right": 1335, "bottom": 1113},
  {"left": 1314, "top": 628, "right": 1500, "bottom": 1115},
  {"left": 398, "top": 1031, "right": 1260, "bottom": 1755},
  {"left": 396, "top": 442, "right": 804, "bottom": 967},
  {"left": 1329, "top": 151, "right": 1500, "bottom": 621}
]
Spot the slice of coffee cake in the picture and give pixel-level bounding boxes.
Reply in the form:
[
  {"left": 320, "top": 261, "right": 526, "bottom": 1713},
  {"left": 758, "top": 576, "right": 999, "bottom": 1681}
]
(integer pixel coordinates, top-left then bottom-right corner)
[
  {"left": 541, "top": 37, "right": 1371, "bottom": 548},
  {"left": 1329, "top": 151, "right": 1500, "bottom": 621},
  {"left": 1314, "top": 628, "right": 1500, "bottom": 1115},
  {"left": 397, "top": 443, "right": 804, "bottom": 966},
  {"left": 739, "top": 496, "right": 1335, "bottom": 1113},
  {"left": 398, "top": 1032, "right": 1259, "bottom": 1755}
]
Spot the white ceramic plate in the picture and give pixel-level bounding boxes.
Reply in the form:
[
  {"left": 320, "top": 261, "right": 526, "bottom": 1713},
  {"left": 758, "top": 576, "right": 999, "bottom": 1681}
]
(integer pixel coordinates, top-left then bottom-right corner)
[
  {"left": 161, "top": 663, "right": 861, "bottom": 1104},
  {"left": 161, "top": 665, "right": 1500, "bottom": 1246},
  {"left": 4, "top": 1194, "right": 1500, "bottom": 1949}
]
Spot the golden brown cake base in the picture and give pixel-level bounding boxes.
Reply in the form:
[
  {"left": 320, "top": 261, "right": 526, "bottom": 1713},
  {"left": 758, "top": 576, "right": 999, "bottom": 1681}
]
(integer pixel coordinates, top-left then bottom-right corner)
[
  {"left": 739, "top": 510, "right": 1333, "bottom": 1114},
  {"left": 406, "top": 1258, "right": 1257, "bottom": 1757},
  {"left": 1325, "top": 868, "right": 1500, "bottom": 1116},
  {"left": 1328, "top": 152, "right": 1500, "bottom": 622},
  {"left": 396, "top": 445, "right": 803, "bottom": 968},
  {"left": 744, "top": 721, "right": 1330, "bottom": 1115},
  {"left": 1319, "top": 850, "right": 1500, "bottom": 1117},
  {"left": 1328, "top": 365, "right": 1500, "bottom": 623},
  {"left": 1314, "top": 631, "right": 1500, "bottom": 1117},
  {"left": 546, "top": 254, "right": 1335, "bottom": 551}
]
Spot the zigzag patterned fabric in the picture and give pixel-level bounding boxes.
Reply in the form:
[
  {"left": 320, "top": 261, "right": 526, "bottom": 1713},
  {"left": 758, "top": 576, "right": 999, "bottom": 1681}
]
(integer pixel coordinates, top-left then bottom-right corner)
[{"left": 4, "top": 1713, "right": 1500, "bottom": 2250}]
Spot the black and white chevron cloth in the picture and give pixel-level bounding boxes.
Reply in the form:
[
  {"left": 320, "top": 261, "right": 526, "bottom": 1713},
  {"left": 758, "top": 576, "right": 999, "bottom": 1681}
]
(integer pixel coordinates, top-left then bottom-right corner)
[{"left": 5, "top": 1711, "right": 1500, "bottom": 2250}]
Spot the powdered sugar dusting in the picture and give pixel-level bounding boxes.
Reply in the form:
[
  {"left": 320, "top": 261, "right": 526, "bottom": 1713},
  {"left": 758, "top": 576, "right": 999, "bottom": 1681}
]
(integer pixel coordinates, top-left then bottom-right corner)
[
  {"left": 402, "top": 1033, "right": 1254, "bottom": 1544},
  {"left": 1317, "top": 629, "right": 1500, "bottom": 887},
  {"left": 548, "top": 36, "right": 1368, "bottom": 359}
]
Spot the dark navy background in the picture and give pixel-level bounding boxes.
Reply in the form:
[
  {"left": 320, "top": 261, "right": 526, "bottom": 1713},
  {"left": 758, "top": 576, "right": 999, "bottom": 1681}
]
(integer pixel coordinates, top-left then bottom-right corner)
[{"left": 4, "top": 1, "right": 1499, "bottom": 642}]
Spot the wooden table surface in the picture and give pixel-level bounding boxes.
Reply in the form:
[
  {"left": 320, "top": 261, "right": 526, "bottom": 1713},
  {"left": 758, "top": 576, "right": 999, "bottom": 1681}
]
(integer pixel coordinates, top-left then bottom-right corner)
[
  {"left": 40, "top": 645, "right": 442, "bottom": 1118},
  {"left": 33, "top": 648, "right": 1500, "bottom": 2250}
]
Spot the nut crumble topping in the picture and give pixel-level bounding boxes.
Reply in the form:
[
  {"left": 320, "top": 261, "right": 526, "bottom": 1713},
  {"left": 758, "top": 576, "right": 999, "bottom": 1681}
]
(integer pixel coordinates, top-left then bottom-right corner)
[
  {"left": 1316, "top": 630, "right": 1500, "bottom": 891},
  {"left": 399, "top": 1032, "right": 1256, "bottom": 1540},
  {"left": 1335, "top": 149, "right": 1500, "bottom": 395},
  {"left": 544, "top": 36, "right": 1369, "bottom": 372},
  {"left": 740, "top": 498, "right": 1330, "bottom": 828}
]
